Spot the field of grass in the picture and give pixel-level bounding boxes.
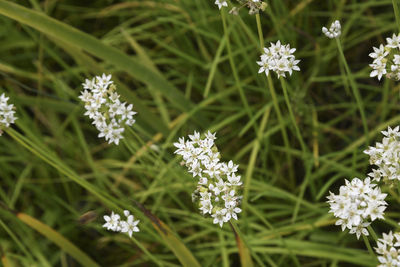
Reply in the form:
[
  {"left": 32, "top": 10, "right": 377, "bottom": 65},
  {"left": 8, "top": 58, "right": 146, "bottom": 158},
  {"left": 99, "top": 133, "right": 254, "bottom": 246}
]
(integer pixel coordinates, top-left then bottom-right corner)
[{"left": 1, "top": 0, "right": 400, "bottom": 266}]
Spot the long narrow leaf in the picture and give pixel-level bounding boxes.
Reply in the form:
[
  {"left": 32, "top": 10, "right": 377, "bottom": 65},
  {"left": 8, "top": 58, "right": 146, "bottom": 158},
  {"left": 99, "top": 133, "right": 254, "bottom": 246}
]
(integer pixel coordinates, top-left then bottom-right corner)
[{"left": 16, "top": 212, "right": 99, "bottom": 267}]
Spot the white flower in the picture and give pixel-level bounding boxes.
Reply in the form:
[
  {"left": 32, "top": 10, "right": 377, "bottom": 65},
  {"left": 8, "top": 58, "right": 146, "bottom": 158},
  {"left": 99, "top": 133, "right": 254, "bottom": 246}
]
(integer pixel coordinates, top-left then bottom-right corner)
[
  {"left": 369, "top": 33, "right": 400, "bottom": 81},
  {"left": 375, "top": 231, "right": 400, "bottom": 267},
  {"left": 386, "top": 34, "right": 400, "bottom": 49},
  {"left": 79, "top": 74, "right": 137, "bottom": 145},
  {"left": 322, "top": 20, "right": 341, "bottom": 39},
  {"left": 103, "top": 210, "right": 140, "bottom": 237},
  {"left": 257, "top": 41, "right": 300, "bottom": 79},
  {"left": 174, "top": 131, "right": 243, "bottom": 227},
  {"left": 120, "top": 215, "right": 140, "bottom": 237},
  {"left": 103, "top": 211, "right": 121, "bottom": 231},
  {"left": 212, "top": 209, "right": 228, "bottom": 227},
  {"left": 0, "top": 93, "right": 17, "bottom": 136},
  {"left": 215, "top": 0, "right": 227, "bottom": 9},
  {"left": 365, "top": 126, "right": 400, "bottom": 183},
  {"left": 327, "top": 177, "right": 387, "bottom": 239}
]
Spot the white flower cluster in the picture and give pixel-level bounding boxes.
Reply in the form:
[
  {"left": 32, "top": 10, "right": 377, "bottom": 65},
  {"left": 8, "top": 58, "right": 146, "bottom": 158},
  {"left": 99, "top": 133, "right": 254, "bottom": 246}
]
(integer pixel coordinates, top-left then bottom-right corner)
[
  {"left": 103, "top": 210, "right": 140, "bottom": 237},
  {"left": 327, "top": 177, "right": 387, "bottom": 239},
  {"left": 257, "top": 41, "right": 300, "bottom": 79},
  {"left": 79, "top": 74, "right": 136, "bottom": 145},
  {"left": 364, "top": 126, "right": 400, "bottom": 184},
  {"left": 369, "top": 33, "right": 400, "bottom": 81},
  {"left": 375, "top": 231, "right": 400, "bottom": 266},
  {"left": 174, "top": 131, "right": 242, "bottom": 227},
  {"left": 322, "top": 20, "right": 341, "bottom": 39},
  {"left": 0, "top": 93, "right": 17, "bottom": 136},
  {"left": 215, "top": 0, "right": 227, "bottom": 9}
]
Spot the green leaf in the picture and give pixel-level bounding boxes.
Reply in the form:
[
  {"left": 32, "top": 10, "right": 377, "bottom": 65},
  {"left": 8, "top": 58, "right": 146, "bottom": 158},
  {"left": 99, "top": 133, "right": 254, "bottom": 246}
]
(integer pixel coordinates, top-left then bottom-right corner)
[{"left": 17, "top": 213, "right": 100, "bottom": 267}]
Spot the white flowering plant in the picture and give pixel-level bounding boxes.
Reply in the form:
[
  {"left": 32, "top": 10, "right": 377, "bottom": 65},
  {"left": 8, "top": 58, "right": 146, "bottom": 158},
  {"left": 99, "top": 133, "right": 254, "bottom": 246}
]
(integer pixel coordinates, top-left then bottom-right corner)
[
  {"left": 369, "top": 33, "right": 400, "bottom": 81},
  {"left": 375, "top": 231, "right": 400, "bottom": 266},
  {"left": 103, "top": 210, "right": 140, "bottom": 237},
  {"left": 327, "top": 177, "right": 387, "bottom": 239},
  {"left": 79, "top": 74, "right": 136, "bottom": 145},
  {"left": 364, "top": 126, "right": 400, "bottom": 185},
  {"left": 257, "top": 41, "right": 300, "bottom": 79},
  {"left": 322, "top": 20, "right": 341, "bottom": 39},
  {"left": 174, "top": 131, "right": 243, "bottom": 227},
  {"left": 0, "top": 93, "right": 17, "bottom": 136}
]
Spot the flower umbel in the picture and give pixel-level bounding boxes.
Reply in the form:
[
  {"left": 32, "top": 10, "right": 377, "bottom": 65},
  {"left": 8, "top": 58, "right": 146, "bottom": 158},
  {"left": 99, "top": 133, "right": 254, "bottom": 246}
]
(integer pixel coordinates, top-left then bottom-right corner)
[
  {"left": 103, "top": 210, "right": 140, "bottom": 237},
  {"left": 327, "top": 177, "right": 387, "bottom": 239},
  {"left": 174, "top": 131, "right": 243, "bottom": 227},
  {"left": 369, "top": 33, "right": 400, "bottom": 81},
  {"left": 322, "top": 20, "right": 341, "bottom": 39},
  {"left": 79, "top": 74, "right": 137, "bottom": 145},
  {"left": 375, "top": 231, "right": 400, "bottom": 266},
  {"left": 257, "top": 41, "right": 300, "bottom": 78},
  {"left": 0, "top": 93, "right": 17, "bottom": 136},
  {"left": 364, "top": 126, "right": 400, "bottom": 185}
]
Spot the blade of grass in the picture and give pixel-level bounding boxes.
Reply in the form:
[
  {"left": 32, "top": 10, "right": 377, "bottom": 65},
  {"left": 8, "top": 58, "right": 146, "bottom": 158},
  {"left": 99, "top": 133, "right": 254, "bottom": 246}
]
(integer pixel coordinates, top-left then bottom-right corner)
[{"left": 15, "top": 212, "right": 99, "bottom": 267}]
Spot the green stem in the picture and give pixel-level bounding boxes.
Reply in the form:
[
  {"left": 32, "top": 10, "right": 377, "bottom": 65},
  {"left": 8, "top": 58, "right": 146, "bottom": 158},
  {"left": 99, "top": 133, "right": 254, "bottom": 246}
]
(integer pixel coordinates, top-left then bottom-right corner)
[
  {"left": 130, "top": 235, "right": 164, "bottom": 266},
  {"left": 255, "top": 14, "right": 264, "bottom": 50},
  {"left": 335, "top": 38, "right": 369, "bottom": 144},
  {"left": 221, "top": 9, "right": 258, "bottom": 133},
  {"left": 362, "top": 235, "right": 376, "bottom": 259},
  {"left": 393, "top": 0, "right": 400, "bottom": 33},
  {"left": 255, "top": 15, "right": 294, "bottom": 187},
  {"left": 367, "top": 225, "right": 378, "bottom": 242},
  {"left": 242, "top": 106, "right": 270, "bottom": 226},
  {"left": 267, "top": 75, "right": 295, "bottom": 187},
  {"left": 279, "top": 77, "right": 307, "bottom": 154}
]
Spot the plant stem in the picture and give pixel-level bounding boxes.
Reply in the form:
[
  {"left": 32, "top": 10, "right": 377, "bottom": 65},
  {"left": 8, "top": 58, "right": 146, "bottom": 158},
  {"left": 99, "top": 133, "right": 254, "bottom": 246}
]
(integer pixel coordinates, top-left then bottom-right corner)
[
  {"left": 335, "top": 38, "right": 369, "bottom": 145},
  {"left": 130, "top": 235, "right": 164, "bottom": 266},
  {"left": 221, "top": 9, "right": 257, "bottom": 133},
  {"left": 255, "top": 14, "right": 264, "bottom": 49},
  {"left": 279, "top": 77, "right": 307, "bottom": 154},
  {"left": 393, "top": 0, "right": 400, "bottom": 33},
  {"left": 367, "top": 225, "right": 378, "bottom": 242},
  {"left": 362, "top": 235, "right": 376, "bottom": 258},
  {"left": 267, "top": 75, "right": 295, "bottom": 187}
]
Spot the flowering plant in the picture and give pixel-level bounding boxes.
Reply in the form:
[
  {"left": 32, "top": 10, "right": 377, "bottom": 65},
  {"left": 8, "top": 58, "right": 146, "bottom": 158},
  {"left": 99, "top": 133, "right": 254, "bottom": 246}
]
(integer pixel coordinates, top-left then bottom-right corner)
[
  {"left": 0, "top": 93, "right": 17, "bottom": 136},
  {"left": 79, "top": 74, "right": 136, "bottom": 145},
  {"left": 257, "top": 41, "right": 300, "bottom": 79},
  {"left": 369, "top": 34, "right": 400, "bottom": 81},
  {"left": 174, "top": 131, "right": 243, "bottom": 227}
]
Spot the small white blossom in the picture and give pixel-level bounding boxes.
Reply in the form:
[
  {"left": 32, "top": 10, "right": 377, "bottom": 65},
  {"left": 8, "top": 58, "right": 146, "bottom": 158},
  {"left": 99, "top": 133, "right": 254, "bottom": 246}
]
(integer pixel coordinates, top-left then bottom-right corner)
[
  {"left": 364, "top": 126, "right": 400, "bottom": 184},
  {"left": 369, "top": 33, "right": 400, "bottom": 81},
  {"left": 257, "top": 41, "right": 300, "bottom": 79},
  {"left": 79, "top": 74, "right": 136, "bottom": 145},
  {"left": 375, "top": 231, "right": 400, "bottom": 266},
  {"left": 103, "top": 211, "right": 121, "bottom": 231},
  {"left": 215, "top": 0, "right": 227, "bottom": 9},
  {"left": 0, "top": 93, "right": 17, "bottom": 136},
  {"left": 212, "top": 209, "right": 228, "bottom": 227},
  {"left": 322, "top": 20, "right": 341, "bottom": 39},
  {"left": 327, "top": 177, "right": 387, "bottom": 239},
  {"left": 174, "top": 131, "right": 243, "bottom": 227},
  {"left": 103, "top": 210, "right": 140, "bottom": 237}
]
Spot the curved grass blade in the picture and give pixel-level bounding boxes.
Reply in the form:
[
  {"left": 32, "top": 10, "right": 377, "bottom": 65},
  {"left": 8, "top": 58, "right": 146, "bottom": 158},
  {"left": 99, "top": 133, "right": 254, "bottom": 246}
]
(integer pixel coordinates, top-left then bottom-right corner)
[
  {"left": 230, "top": 222, "right": 254, "bottom": 267},
  {"left": 134, "top": 201, "right": 201, "bottom": 267},
  {"left": 15, "top": 212, "right": 99, "bottom": 267}
]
